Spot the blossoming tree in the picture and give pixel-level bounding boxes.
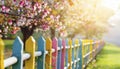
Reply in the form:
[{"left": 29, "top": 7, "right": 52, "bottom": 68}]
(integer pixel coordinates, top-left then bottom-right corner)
[{"left": 0, "top": 0, "right": 67, "bottom": 43}]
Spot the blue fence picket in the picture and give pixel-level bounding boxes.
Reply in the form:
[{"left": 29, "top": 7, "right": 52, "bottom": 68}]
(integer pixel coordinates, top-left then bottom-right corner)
[
  {"left": 57, "top": 38, "right": 62, "bottom": 69},
  {"left": 61, "top": 39, "right": 66, "bottom": 69},
  {"left": 12, "top": 36, "right": 23, "bottom": 69},
  {"left": 78, "top": 39, "right": 82, "bottom": 69},
  {"left": 37, "top": 36, "right": 46, "bottom": 69},
  {"left": 75, "top": 39, "right": 79, "bottom": 69}
]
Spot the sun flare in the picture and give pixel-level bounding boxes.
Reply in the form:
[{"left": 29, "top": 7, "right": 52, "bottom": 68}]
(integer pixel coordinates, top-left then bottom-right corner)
[{"left": 101, "top": 0, "right": 120, "bottom": 11}]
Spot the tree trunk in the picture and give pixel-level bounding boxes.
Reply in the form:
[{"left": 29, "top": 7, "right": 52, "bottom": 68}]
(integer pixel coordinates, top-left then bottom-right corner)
[
  {"left": 50, "top": 27, "right": 55, "bottom": 39},
  {"left": 21, "top": 26, "right": 34, "bottom": 46}
]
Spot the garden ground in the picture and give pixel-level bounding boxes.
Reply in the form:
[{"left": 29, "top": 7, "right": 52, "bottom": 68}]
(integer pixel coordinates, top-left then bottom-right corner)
[{"left": 87, "top": 43, "right": 120, "bottom": 69}]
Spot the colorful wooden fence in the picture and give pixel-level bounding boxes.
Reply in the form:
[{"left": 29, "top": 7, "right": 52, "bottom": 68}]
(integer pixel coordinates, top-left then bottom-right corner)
[{"left": 0, "top": 36, "right": 104, "bottom": 69}]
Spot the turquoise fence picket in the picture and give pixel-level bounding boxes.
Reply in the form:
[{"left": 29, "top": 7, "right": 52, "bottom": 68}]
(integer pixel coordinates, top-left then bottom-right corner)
[
  {"left": 12, "top": 36, "right": 23, "bottom": 69},
  {"left": 78, "top": 39, "right": 82, "bottom": 69},
  {"left": 37, "top": 36, "right": 46, "bottom": 69}
]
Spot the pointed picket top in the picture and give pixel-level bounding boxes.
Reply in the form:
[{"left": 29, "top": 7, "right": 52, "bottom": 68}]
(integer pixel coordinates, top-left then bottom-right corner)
[
  {"left": 12, "top": 36, "right": 23, "bottom": 69},
  {"left": 25, "top": 36, "right": 36, "bottom": 69},
  {"left": 0, "top": 38, "right": 4, "bottom": 51},
  {"left": 66, "top": 39, "right": 69, "bottom": 47},
  {"left": 13, "top": 36, "right": 23, "bottom": 51},
  {"left": 72, "top": 39, "right": 74, "bottom": 47},
  {"left": 68, "top": 39, "right": 72, "bottom": 47},
  {"left": 26, "top": 36, "right": 36, "bottom": 44},
  {"left": 0, "top": 38, "right": 4, "bottom": 48},
  {"left": 0, "top": 38, "right": 4, "bottom": 69},
  {"left": 62, "top": 39, "right": 66, "bottom": 48},
  {"left": 58, "top": 38, "right": 62, "bottom": 47},
  {"left": 52, "top": 37, "right": 58, "bottom": 69},
  {"left": 75, "top": 39, "right": 79, "bottom": 45},
  {"left": 38, "top": 36, "right": 46, "bottom": 52},
  {"left": 52, "top": 37, "right": 58, "bottom": 48},
  {"left": 46, "top": 37, "right": 52, "bottom": 50}
]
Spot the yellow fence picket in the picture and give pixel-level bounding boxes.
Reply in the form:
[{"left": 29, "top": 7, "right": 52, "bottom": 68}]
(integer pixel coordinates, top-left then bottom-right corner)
[
  {"left": 46, "top": 37, "right": 52, "bottom": 69},
  {"left": 90, "top": 40, "right": 93, "bottom": 60},
  {"left": 0, "top": 38, "right": 4, "bottom": 69},
  {"left": 25, "top": 36, "right": 36, "bottom": 69}
]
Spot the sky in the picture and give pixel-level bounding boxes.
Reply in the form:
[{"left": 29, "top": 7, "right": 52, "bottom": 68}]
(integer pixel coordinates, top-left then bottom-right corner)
[
  {"left": 101, "top": 0, "right": 120, "bottom": 12},
  {"left": 101, "top": 0, "right": 120, "bottom": 46}
]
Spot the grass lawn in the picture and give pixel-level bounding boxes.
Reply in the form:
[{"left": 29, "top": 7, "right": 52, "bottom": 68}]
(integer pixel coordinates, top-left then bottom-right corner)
[
  {"left": 3, "top": 39, "right": 14, "bottom": 58},
  {"left": 87, "top": 43, "right": 120, "bottom": 69},
  {"left": 3, "top": 39, "right": 14, "bottom": 49}
]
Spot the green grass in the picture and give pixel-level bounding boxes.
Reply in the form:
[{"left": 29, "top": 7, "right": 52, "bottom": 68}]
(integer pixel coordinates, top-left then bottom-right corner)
[
  {"left": 87, "top": 43, "right": 120, "bottom": 69},
  {"left": 3, "top": 39, "right": 14, "bottom": 49}
]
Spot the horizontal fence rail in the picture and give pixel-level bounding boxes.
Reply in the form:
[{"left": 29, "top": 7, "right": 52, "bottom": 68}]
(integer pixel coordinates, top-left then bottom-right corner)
[{"left": 0, "top": 36, "right": 105, "bottom": 69}]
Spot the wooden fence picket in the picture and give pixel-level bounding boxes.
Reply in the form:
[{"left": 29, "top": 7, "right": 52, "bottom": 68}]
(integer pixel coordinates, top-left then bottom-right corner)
[
  {"left": 52, "top": 37, "right": 58, "bottom": 69},
  {"left": 75, "top": 39, "right": 79, "bottom": 69},
  {"left": 25, "top": 36, "right": 36, "bottom": 69},
  {"left": 0, "top": 38, "right": 4, "bottom": 69},
  {"left": 12, "top": 36, "right": 23, "bottom": 69},
  {"left": 45, "top": 37, "right": 52, "bottom": 69},
  {"left": 68, "top": 39, "right": 72, "bottom": 69},
  {"left": 78, "top": 39, "right": 82, "bottom": 69},
  {"left": 90, "top": 40, "right": 93, "bottom": 60},
  {"left": 65, "top": 39, "right": 69, "bottom": 68},
  {"left": 72, "top": 40, "right": 75, "bottom": 69},
  {"left": 57, "top": 38, "right": 62, "bottom": 69},
  {"left": 37, "top": 36, "right": 46, "bottom": 69},
  {"left": 61, "top": 39, "right": 66, "bottom": 69}
]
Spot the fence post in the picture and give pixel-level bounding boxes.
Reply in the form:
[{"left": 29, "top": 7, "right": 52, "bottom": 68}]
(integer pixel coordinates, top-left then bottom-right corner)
[
  {"left": 0, "top": 38, "right": 4, "bottom": 69},
  {"left": 25, "top": 36, "right": 35, "bottom": 69},
  {"left": 61, "top": 39, "right": 66, "bottom": 69},
  {"left": 52, "top": 37, "right": 58, "bottom": 69},
  {"left": 57, "top": 38, "right": 62, "bottom": 69},
  {"left": 37, "top": 36, "right": 46, "bottom": 69},
  {"left": 12, "top": 36, "right": 23, "bottom": 69},
  {"left": 78, "top": 39, "right": 82, "bottom": 69},
  {"left": 68, "top": 39, "right": 72, "bottom": 69},
  {"left": 46, "top": 37, "right": 52, "bottom": 69}
]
